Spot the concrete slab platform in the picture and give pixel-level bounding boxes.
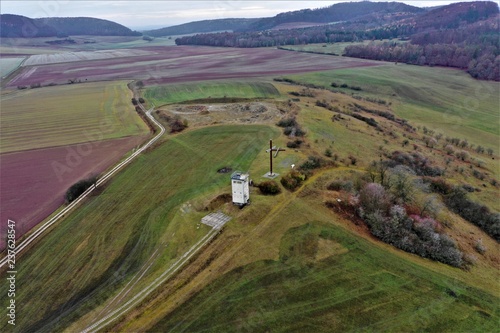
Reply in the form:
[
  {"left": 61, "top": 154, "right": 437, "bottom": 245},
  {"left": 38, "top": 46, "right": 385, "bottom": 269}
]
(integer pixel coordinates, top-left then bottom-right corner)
[{"left": 201, "top": 211, "right": 231, "bottom": 230}]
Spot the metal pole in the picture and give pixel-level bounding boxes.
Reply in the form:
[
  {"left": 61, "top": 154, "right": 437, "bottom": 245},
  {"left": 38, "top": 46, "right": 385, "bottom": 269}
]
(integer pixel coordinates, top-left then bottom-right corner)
[{"left": 269, "top": 139, "right": 273, "bottom": 176}]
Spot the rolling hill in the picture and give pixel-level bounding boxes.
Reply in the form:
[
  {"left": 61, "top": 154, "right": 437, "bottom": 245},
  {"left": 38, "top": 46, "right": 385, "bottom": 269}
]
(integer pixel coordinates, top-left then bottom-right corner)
[
  {"left": 243, "top": 1, "right": 425, "bottom": 31},
  {"left": 144, "top": 18, "right": 259, "bottom": 37},
  {"left": 0, "top": 14, "right": 141, "bottom": 37}
]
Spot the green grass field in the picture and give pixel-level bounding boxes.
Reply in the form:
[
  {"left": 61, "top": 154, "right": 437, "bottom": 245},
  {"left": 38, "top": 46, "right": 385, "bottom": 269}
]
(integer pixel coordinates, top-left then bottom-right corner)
[
  {"left": 284, "top": 64, "right": 499, "bottom": 153},
  {"left": 151, "top": 218, "right": 498, "bottom": 332},
  {"left": 0, "top": 57, "right": 25, "bottom": 77},
  {"left": 0, "top": 125, "right": 278, "bottom": 332},
  {"left": 280, "top": 40, "right": 407, "bottom": 56},
  {"left": 0, "top": 81, "right": 148, "bottom": 153},
  {"left": 144, "top": 81, "right": 280, "bottom": 106}
]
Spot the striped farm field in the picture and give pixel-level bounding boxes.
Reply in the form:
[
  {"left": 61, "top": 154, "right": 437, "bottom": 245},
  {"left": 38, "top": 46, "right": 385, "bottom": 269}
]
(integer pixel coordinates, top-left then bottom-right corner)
[
  {"left": 144, "top": 81, "right": 281, "bottom": 105},
  {"left": 0, "top": 56, "right": 25, "bottom": 77},
  {"left": 0, "top": 81, "right": 149, "bottom": 153},
  {"left": 23, "top": 49, "right": 154, "bottom": 66}
]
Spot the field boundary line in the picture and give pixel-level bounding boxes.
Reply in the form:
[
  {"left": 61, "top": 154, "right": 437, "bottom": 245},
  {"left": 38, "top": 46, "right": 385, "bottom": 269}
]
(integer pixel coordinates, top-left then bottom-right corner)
[{"left": 0, "top": 103, "right": 165, "bottom": 268}]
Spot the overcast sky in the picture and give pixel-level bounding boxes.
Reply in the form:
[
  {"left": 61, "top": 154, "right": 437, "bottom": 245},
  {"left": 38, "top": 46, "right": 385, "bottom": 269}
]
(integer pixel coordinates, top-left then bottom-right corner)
[{"left": 1, "top": 1, "right": 496, "bottom": 29}]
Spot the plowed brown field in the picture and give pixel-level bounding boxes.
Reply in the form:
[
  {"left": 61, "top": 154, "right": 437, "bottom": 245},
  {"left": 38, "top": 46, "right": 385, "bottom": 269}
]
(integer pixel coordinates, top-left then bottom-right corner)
[
  {"left": 8, "top": 46, "right": 381, "bottom": 87},
  {"left": 0, "top": 135, "right": 147, "bottom": 248}
]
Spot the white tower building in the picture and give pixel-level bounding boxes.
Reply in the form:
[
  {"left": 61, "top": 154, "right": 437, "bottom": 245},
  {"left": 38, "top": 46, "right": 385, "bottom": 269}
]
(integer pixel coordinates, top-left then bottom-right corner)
[{"left": 231, "top": 171, "right": 250, "bottom": 206}]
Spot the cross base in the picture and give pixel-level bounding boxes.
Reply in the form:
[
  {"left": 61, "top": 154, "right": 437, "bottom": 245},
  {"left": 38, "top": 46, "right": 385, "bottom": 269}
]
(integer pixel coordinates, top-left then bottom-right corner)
[{"left": 263, "top": 172, "right": 279, "bottom": 179}]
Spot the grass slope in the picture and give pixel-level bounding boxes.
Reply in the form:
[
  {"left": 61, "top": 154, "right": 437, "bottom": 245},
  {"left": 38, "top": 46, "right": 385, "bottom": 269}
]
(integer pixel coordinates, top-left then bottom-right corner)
[
  {"left": 144, "top": 81, "right": 280, "bottom": 105},
  {"left": 285, "top": 64, "right": 499, "bottom": 153},
  {"left": 151, "top": 220, "right": 498, "bottom": 332},
  {"left": 0, "top": 125, "right": 277, "bottom": 332},
  {"left": 0, "top": 81, "right": 148, "bottom": 153},
  {"left": 0, "top": 57, "right": 25, "bottom": 77}
]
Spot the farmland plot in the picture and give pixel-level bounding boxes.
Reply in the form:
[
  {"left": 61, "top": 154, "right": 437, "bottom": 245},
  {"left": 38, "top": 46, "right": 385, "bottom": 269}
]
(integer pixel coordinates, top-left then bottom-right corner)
[
  {"left": 23, "top": 48, "right": 154, "bottom": 66},
  {"left": 0, "top": 135, "right": 146, "bottom": 249},
  {"left": 6, "top": 46, "right": 382, "bottom": 88},
  {"left": 0, "top": 81, "right": 148, "bottom": 153}
]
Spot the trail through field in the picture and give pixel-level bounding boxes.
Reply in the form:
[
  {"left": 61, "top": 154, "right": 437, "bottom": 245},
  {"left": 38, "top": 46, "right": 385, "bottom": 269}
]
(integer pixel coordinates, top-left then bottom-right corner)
[
  {"left": 81, "top": 224, "right": 227, "bottom": 333},
  {"left": 0, "top": 104, "right": 164, "bottom": 268}
]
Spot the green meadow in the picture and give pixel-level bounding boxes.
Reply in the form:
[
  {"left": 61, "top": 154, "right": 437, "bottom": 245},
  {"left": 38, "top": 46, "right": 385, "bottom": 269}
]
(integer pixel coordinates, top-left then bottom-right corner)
[
  {"left": 144, "top": 81, "right": 280, "bottom": 105},
  {"left": 0, "top": 81, "right": 148, "bottom": 153},
  {"left": 0, "top": 125, "right": 277, "bottom": 332},
  {"left": 285, "top": 64, "right": 499, "bottom": 153},
  {"left": 152, "top": 219, "right": 498, "bottom": 332}
]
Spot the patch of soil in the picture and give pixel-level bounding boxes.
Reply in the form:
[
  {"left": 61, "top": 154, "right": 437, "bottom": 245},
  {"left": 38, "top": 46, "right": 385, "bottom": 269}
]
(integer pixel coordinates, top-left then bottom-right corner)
[
  {"left": 160, "top": 101, "right": 283, "bottom": 128},
  {"left": 205, "top": 193, "right": 232, "bottom": 211},
  {"left": 217, "top": 167, "right": 233, "bottom": 174}
]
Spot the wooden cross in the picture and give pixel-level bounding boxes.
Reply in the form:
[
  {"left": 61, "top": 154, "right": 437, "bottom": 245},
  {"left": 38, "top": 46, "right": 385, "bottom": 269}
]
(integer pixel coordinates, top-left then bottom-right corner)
[{"left": 266, "top": 139, "right": 285, "bottom": 176}]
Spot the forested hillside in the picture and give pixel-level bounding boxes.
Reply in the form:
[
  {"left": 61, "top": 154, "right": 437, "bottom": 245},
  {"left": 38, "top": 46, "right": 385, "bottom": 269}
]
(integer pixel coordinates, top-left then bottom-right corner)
[
  {"left": 144, "top": 18, "right": 258, "bottom": 37},
  {"left": 0, "top": 14, "right": 141, "bottom": 37},
  {"left": 1, "top": 14, "right": 57, "bottom": 37},
  {"left": 175, "top": 1, "right": 499, "bottom": 80},
  {"left": 244, "top": 1, "right": 423, "bottom": 31}
]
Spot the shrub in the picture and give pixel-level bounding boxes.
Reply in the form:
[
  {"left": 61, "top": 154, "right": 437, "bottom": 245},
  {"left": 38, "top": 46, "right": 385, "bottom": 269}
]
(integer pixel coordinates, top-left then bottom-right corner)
[
  {"left": 388, "top": 151, "right": 444, "bottom": 176},
  {"left": 327, "top": 179, "right": 353, "bottom": 192},
  {"left": 276, "top": 117, "right": 298, "bottom": 128},
  {"left": 358, "top": 183, "right": 391, "bottom": 215},
  {"left": 168, "top": 115, "right": 188, "bottom": 133},
  {"left": 280, "top": 170, "right": 306, "bottom": 191},
  {"left": 445, "top": 188, "right": 500, "bottom": 241},
  {"left": 363, "top": 207, "right": 463, "bottom": 267},
  {"left": 286, "top": 139, "right": 303, "bottom": 149},
  {"left": 423, "top": 177, "right": 453, "bottom": 195},
  {"left": 65, "top": 175, "right": 97, "bottom": 203},
  {"left": 257, "top": 180, "right": 281, "bottom": 195},
  {"left": 474, "top": 240, "right": 486, "bottom": 254},
  {"left": 300, "top": 156, "right": 325, "bottom": 171}
]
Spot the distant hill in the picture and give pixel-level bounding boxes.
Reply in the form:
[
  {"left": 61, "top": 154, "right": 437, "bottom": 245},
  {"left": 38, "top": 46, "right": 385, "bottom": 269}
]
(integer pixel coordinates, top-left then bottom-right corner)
[
  {"left": 1, "top": 14, "right": 57, "bottom": 38},
  {"left": 243, "top": 1, "right": 425, "bottom": 31},
  {"left": 35, "top": 17, "right": 141, "bottom": 36},
  {"left": 411, "top": 0, "right": 499, "bottom": 30},
  {"left": 0, "top": 14, "right": 141, "bottom": 37},
  {"left": 143, "top": 18, "right": 259, "bottom": 37},
  {"left": 175, "top": 1, "right": 499, "bottom": 81},
  {"left": 145, "top": 2, "right": 424, "bottom": 36}
]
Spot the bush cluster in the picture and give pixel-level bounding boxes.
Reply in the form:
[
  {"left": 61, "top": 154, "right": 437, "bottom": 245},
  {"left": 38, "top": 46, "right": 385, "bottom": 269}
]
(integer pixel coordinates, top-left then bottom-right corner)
[
  {"left": 445, "top": 188, "right": 500, "bottom": 241},
  {"left": 327, "top": 179, "right": 354, "bottom": 192},
  {"left": 356, "top": 184, "right": 464, "bottom": 267},
  {"left": 280, "top": 170, "right": 306, "bottom": 192},
  {"left": 388, "top": 151, "right": 444, "bottom": 177},
  {"left": 331, "top": 82, "right": 362, "bottom": 91},
  {"left": 424, "top": 178, "right": 499, "bottom": 241},
  {"left": 257, "top": 180, "right": 281, "bottom": 195},
  {"left": 159, "top": 114, "right": 188, "bottom": 133},
  {"left": 286, "top": 139, "right": 303, "bottom": 149},
  {"left": 364, "top": 208, "right": 463, "bottom": 267},
  {"left": 300, "top": 156, "right": 326, "bottom": 171},
  {"left": 276, "top": 117, "right": 305, "bottom": 137},
  {"left": 65, "top": 176, "right": 97, "bottom": 203},
  {"left": 350, "top": 113, "right": 378, "bottom": 128}
]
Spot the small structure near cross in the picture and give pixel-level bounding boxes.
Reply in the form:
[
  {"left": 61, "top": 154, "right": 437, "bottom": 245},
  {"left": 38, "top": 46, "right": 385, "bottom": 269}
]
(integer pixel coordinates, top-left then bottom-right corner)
[
  {"left": 264, "top": 139, "right": 285, "bottom": 178},
  {"left": 231, "top": 171, "right": 250, "bottom": 206}
]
